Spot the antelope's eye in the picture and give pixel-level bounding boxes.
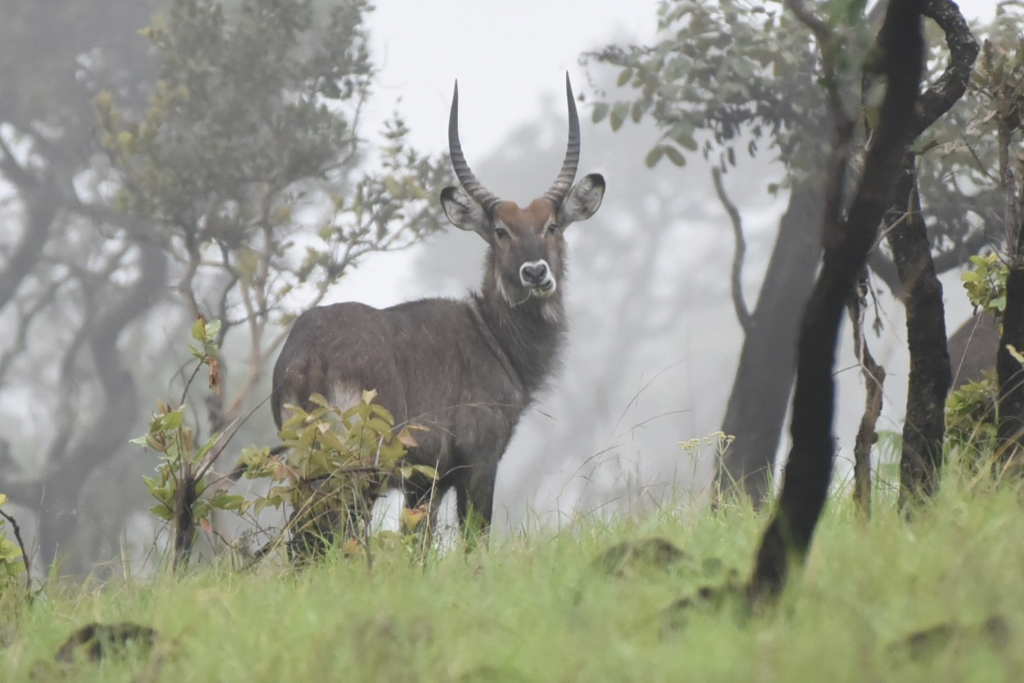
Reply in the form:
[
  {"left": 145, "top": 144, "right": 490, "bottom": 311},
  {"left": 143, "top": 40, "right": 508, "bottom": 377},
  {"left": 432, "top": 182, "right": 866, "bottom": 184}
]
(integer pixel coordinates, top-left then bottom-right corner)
[
  {"left": 546, "top": 224, "right": 559, "bottom": 236},
  {"left": 494, "top": 226, "right": 510, "bottom": 240}
]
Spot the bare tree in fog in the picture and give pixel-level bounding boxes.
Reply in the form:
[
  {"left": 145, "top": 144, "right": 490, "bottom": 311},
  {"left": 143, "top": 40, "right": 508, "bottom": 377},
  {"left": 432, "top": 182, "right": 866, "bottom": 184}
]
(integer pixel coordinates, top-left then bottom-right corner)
[
  {"left": 0, "top": 0, "right": 448, "bottom": 574},
  {"left": 0, "top": 0, "right": 166, "bottom": 572}
]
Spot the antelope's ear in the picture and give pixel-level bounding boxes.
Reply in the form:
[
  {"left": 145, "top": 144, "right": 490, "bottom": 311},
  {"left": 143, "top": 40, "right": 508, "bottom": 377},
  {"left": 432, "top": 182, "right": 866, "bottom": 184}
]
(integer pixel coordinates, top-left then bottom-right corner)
[
  {"left": 441, "top": 186, "right": 489, "bottom": 239},
  {"left": 558, "top": 173, "right": 605, "bottom": 227}
]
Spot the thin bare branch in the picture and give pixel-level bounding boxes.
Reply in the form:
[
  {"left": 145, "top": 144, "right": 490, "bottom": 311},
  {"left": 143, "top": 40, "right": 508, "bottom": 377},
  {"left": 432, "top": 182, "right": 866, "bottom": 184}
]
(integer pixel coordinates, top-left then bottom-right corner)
[
  {"left": 712, "top": 168, "right": 752, "bottom": 332},
  {"left": 847, "top": 271, "right": 886, "bottom": 518}
]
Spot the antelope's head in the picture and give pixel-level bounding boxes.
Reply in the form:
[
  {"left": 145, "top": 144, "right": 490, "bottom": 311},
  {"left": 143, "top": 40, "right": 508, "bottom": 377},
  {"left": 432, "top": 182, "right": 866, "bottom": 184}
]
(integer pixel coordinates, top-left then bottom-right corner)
[{"left": 440, "top": 74, "right": 605, "bottom": 308}]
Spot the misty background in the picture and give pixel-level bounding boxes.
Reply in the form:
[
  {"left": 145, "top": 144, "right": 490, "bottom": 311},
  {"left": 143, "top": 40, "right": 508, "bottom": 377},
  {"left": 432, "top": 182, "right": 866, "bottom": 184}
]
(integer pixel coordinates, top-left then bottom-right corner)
[{"left": 0, "top": 0, "right": 1002, "bottom": 575}]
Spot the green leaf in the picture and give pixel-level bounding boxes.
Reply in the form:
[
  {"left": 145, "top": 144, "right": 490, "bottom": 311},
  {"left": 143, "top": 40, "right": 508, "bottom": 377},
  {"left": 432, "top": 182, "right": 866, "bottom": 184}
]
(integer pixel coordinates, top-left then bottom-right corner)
[
  {"left": 630, "top": 100, "right": 644, "bottom": 124},
  {"left": 368, "top": 403, "right": 396, "bottom": 426},
  {"left": 150, "top": 504, "right": 173, "bottom": 521},
  {"left": 412, "top": 464, "right": 439, "bottom": 480},
  {"left": 663, "top": 146, "right": 687, "bottom": 166},
  {"left": 209, "top": 494, "right": 246, "bottom": 512},
  {"left": 161, "top": 409, "right": 184, "bottom": 431},
  {"left": 365, "top": 417, "right": 395, "bottom": 438},
  {"left": 610, "top": 102, "right": 630, "bottom": 132},
  {"left": 616, "top": 67, "right": 634, "bottom": 87},
  {"left": 673, "top": 130, "right": 698, "bottom": 151},
  {"left": 645, "top": 146, "right": 665, "bottom": 168},
  {"left": 196, "top": 433, "right": 219, "bottom": 462},
  {"left": 592, "top": 102, "right": 609, "bottom": 124}
]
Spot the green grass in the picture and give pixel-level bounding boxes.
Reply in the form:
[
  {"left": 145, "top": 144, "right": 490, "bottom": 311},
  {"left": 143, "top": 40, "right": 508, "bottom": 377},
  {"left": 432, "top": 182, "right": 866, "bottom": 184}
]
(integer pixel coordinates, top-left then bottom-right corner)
[{"left": 4, "top": 482, "right": 1024, "bottom": 682}]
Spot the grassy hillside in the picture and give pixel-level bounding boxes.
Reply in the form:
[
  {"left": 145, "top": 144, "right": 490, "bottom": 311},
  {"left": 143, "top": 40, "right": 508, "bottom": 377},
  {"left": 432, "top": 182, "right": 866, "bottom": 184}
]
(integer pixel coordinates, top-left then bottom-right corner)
[{"left": 3, "top": 482, "right": 1023, "bottom": 682}]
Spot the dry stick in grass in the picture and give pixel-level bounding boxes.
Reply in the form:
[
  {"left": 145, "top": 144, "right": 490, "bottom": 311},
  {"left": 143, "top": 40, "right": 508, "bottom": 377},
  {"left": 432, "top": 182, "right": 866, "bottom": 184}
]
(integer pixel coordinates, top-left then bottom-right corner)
[
  {"left": 847, "top": 271, "right": 885, "bottom": 519},
  {"left": 748, "top": 0, "right": 926, "bottom": 603}
]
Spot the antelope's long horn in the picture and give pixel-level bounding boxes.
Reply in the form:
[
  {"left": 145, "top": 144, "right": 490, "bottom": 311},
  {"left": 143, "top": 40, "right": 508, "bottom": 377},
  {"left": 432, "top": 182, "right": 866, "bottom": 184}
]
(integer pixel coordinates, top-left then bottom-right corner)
[
  {"left": 543, "top": 73, "right": 581, "bottom": 209},
  {"left": 449, "top": 81, "right": 502, "bottom": 216}
]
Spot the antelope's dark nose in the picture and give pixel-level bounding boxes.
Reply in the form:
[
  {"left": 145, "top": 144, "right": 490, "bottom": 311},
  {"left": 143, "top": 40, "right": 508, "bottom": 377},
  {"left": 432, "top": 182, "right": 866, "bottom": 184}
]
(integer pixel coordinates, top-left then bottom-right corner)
[{"left": 520, "top": 262, "right": 549, "bottom": 287}]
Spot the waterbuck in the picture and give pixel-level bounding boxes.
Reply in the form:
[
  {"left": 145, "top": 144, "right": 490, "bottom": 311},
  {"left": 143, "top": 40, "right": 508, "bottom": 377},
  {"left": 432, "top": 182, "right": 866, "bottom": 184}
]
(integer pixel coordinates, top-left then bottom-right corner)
[{"left": 271, "top": 74, "right": 605, "bottom": 536}]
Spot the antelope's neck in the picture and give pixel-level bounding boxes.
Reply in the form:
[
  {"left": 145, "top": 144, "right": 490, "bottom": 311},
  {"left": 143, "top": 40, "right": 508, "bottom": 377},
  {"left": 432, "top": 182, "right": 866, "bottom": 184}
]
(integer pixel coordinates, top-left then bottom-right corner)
[{"left": 471, "top": 287, "right": 566, "bottom": 398}]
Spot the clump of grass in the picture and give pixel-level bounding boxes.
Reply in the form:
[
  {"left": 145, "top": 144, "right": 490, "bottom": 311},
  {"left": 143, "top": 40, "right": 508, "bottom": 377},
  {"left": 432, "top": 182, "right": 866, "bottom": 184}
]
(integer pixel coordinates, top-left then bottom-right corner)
[{"left": 3, "top": 481, "right": 1024, "bottom": 682}]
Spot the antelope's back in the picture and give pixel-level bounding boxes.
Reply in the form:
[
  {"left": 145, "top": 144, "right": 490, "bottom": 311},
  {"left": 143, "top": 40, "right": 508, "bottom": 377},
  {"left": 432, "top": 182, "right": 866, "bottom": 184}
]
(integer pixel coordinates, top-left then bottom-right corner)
[{"left": 271, "top": 298, "right": 515, "bottom": 438}]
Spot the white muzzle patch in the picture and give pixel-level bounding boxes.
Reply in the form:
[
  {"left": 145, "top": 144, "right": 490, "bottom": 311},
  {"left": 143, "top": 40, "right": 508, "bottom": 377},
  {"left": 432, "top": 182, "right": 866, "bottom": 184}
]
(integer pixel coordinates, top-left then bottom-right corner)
[{"left": 519, "top": 260, "right": 557, "bottom": 299}]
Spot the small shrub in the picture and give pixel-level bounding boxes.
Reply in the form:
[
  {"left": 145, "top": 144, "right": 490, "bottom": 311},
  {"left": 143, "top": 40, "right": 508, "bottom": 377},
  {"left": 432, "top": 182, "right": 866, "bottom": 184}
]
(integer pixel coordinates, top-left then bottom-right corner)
[{"left": 238, "top": 390, "right": 433, "bottom": 563}]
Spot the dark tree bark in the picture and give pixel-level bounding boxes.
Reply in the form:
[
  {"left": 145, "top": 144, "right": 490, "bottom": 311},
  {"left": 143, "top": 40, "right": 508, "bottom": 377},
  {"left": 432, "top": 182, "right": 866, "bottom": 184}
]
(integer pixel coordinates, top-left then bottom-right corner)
[
  {"left": 749, "top": 0, "right": 925, "bottom": 601},
  {"left": 0, "top": 231, "right": 166, "bottom": 572},
  {"left": 885, "top": 0, "right": 977, "bottom": 507},
  {"left": 993, "top": 30, "right": 1024, "bottom": 465},
  {"left": 888, "top": 162, "right": 950, "bottom": 509},
  {"left": 716, "top": 181, "right": 825, "bottom": 504},
  {"left": 887, "top": 164, "right": 952, "bottom": 506},
  {"left": 997, "top": 269, "right": 1024, "bottom": 455}
]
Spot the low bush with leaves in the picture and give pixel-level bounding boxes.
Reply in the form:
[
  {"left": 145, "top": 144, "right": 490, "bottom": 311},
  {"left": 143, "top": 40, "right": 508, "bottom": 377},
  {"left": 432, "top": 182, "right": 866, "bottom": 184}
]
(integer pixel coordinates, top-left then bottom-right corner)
[
  {"left": 133, "top": 317, "right": 247, "bottom": 569},
  {"left": 238, "top": 390, "right": 434, "bottom": 563},
  {"left": 948, "top": 255, "right": 1015, "bottom": 468},
  {"left": 946, "top": 371, "right": 1000, "bottom": 467},
  {"left": 135, "top": 317, "right": 437, "bottom": 569}
]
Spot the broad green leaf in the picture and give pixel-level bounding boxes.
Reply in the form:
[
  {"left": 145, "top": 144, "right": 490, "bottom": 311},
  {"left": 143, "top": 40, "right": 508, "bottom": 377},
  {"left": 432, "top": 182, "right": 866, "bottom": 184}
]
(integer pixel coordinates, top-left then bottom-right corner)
[
  {"left": 196, "top": 433, "right": 219, "bottom": 462},
  {"left": 610, "top": 102, "right": 630, "bottom": 132},
  {"left": 663, "top": 146, "right": 687, "bottom": 166},
  {"left": 161, "top": 409, "right": 184, "bottom": 431},
  {"left": 368, "top": 403, "right": 396, "bottom": 426},
  {"left": 645, "top": 146, "right": 665, "bottom": 168}
]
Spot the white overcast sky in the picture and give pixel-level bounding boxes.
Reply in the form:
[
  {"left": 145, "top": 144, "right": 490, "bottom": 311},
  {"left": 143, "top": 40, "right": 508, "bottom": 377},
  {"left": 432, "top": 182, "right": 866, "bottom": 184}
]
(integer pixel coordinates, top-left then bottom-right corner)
[
  {"left": 364, "top": 0, "right": 1001, "bottom": 160},
  {"left": 364, "top": 0, "right": 660, "bottom": 159}
]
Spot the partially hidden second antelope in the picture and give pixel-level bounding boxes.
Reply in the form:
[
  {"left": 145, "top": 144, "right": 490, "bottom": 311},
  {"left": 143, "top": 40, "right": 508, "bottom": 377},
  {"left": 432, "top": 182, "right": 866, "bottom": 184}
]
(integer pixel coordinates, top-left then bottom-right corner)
[{"left": 271, "top": 73, "right": 605, "bottom": 538}]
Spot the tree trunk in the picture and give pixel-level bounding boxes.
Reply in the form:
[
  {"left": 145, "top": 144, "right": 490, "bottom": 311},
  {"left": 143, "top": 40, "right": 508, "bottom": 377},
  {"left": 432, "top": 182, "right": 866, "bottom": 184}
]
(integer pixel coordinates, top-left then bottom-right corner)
[
  {"left": 749, "top": 0, "right": 924, "bottom": 600},
  {"left": 997, "top": 267, "right": 1024, "bottom": 461},
  {"left": 885, "top": 158, "right": 951, "bottom": 506},
  {"left": 716, "top": 180, "right": 825, "bottom": 504},
  {"left": 19, "top": 238, "right": 165, "bottom": 572}
]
